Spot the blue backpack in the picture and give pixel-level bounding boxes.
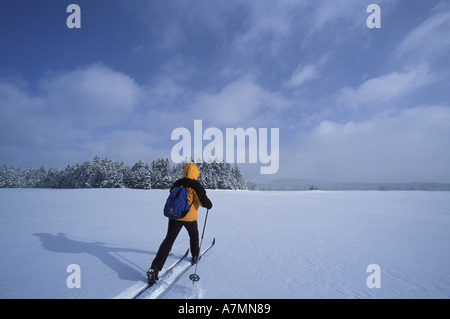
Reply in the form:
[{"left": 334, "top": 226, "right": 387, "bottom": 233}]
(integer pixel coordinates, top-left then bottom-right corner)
[{"left": 163, "top": 187, "right": 192, "bottom": 219}]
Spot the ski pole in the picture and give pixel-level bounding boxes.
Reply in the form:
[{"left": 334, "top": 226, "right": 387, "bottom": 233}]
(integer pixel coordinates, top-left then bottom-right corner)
[{"left": 189, "top": 209, "right": 209, "bottom": 283}]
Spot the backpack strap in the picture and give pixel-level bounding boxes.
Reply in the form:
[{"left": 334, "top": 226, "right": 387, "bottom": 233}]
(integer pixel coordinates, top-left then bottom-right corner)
[{"left": 170, "top": 178, "right": 212, "bottom": 209}]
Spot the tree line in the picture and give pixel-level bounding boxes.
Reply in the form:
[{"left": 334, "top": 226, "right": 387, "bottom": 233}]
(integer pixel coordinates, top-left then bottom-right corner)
[{"left": 0, "top": 157, "right": 248, "bottom": 190}]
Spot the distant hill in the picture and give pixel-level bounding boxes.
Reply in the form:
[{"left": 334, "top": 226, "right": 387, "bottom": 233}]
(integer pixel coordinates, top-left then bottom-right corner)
[{"left": 248, "top": 178, "right": 450, "bottom": 191}]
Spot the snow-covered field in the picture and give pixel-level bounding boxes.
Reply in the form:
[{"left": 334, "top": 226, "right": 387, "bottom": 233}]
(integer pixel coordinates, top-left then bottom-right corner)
[{"left": 1, "top": 188, "right": 449, "bottom": 299}]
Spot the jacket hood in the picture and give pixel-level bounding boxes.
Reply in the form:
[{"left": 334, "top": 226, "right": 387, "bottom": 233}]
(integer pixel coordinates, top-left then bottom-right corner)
[{"left": 183, "top": 163, "right": 200, "bottom": 180}]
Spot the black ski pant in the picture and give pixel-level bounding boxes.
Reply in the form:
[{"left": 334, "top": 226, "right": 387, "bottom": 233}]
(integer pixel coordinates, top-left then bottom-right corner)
[{"left": 151, "top": 219, "right": 199, "bottom": 271}]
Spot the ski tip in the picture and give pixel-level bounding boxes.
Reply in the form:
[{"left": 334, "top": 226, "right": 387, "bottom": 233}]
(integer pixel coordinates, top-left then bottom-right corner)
[{"left": 212, "top": 237, "right": 216, "bottom": 245}]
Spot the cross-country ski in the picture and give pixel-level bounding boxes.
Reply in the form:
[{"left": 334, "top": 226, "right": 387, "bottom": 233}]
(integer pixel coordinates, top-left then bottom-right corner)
[
  {"left": 132, "top": 248, "right": 189, "bottom": 299},
  {"left": 134, "top": 238, "right": 215, "bottom": 299}
]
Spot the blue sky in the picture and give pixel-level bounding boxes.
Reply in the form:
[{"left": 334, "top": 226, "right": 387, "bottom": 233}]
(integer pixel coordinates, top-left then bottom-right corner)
[{"left": 1, "top": 0, "right": 450, "bottom": 183}]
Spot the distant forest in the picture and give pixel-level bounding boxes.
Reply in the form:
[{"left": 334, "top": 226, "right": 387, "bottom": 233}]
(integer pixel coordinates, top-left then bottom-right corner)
[{"left": 0, "top": 157, "right": 248, "bottom": 190}]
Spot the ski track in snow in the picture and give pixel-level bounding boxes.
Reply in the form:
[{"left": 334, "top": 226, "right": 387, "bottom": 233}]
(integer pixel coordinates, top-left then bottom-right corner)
[{"left": 0, "top": 189, "right": 449, "bottom": 299}]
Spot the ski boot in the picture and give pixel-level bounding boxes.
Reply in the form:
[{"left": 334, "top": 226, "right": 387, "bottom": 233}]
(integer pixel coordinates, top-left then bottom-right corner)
[
  {"left": 191, "top": 255, "right": 201, "bottom": 265},
  {"left": 146, "top": 269, "right": 159, "bottom": 286}
]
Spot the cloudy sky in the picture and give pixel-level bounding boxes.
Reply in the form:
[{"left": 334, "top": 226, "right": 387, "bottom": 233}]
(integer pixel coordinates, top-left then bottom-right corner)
[{"left": 1, "top": 0, "right": 450, "bottom": 183}]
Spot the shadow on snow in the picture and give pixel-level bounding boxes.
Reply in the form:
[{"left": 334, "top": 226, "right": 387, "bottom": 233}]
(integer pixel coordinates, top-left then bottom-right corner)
[{"left": 33, "top": 232, "right": 154, "bottom": 281}]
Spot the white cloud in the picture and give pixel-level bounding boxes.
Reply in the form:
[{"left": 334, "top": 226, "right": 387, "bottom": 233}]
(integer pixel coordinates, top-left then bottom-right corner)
[
  {"left": 284, "top": 64, "right": 318, "bottom": 88},
  {"left": 395, "top": 3, "right": 450, "bottom": 62},
  {"left": 230, "top": 0, "right": 298, "bottom": 54},
  {"left": 337, "top": 65, "right": 436, "bottom": 108},
  {"left": 2, "top": 65, "right": 294, "bottom": 168},
  {"left": 309, "top": 0, "right": 361, "bottom": 30},
  {"left": 83, "top": 130, "right": 168, "bottom": 166},
  {"left": 284, "top": 54, "right": 329, "bottom": 89},
  {"left": 189, "top": 77, "right": 290, "bottom": 128},
  {"left": 40, "top": 63, "right": 141, "bottom": 128},
  {"left": 0, "top": 64, "right": 147, "bottom": 168},
  {"left": 282, "top": 105, "right": 450, "bottom": 182}
]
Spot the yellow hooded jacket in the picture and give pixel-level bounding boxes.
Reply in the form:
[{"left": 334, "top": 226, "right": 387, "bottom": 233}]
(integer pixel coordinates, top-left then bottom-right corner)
[{"left": 169, "top": 163, "right": 212, "bottom": 222}]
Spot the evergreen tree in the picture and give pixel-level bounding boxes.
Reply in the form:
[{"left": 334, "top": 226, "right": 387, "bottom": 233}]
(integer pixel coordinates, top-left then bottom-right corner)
[
  {"left": 4, "top": 165, "right": 22, "bottom": 188},
  {"left": 171, "top": 162, "right": 184, "bottom": 182},
  {"left": 129, "top": 160, "right": 152, "bottom": 189},
  {"left": 0, "top": 157, "right": 248, "bottom": 190},
  {"left": 151, "top": 158, "right": 172, "bottom": 189},
  {"left": 231, "top": 164, "right": 247, "bottom": 190},
  {"left": 197, "top": 160, "right": 214, "bottom": 189},
  {"left": 41, "top": 167, "right": 60, "bottom": 188}
]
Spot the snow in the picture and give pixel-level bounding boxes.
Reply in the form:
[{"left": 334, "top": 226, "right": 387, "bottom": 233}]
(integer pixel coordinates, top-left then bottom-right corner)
[{"left": 1, "top": 188, "right": 449, "bottom": 299}]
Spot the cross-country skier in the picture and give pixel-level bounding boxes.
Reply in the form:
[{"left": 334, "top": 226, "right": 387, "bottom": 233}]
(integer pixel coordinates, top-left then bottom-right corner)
[{"left": 147, "top": 163, "right": 213, "bottom": 285}]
